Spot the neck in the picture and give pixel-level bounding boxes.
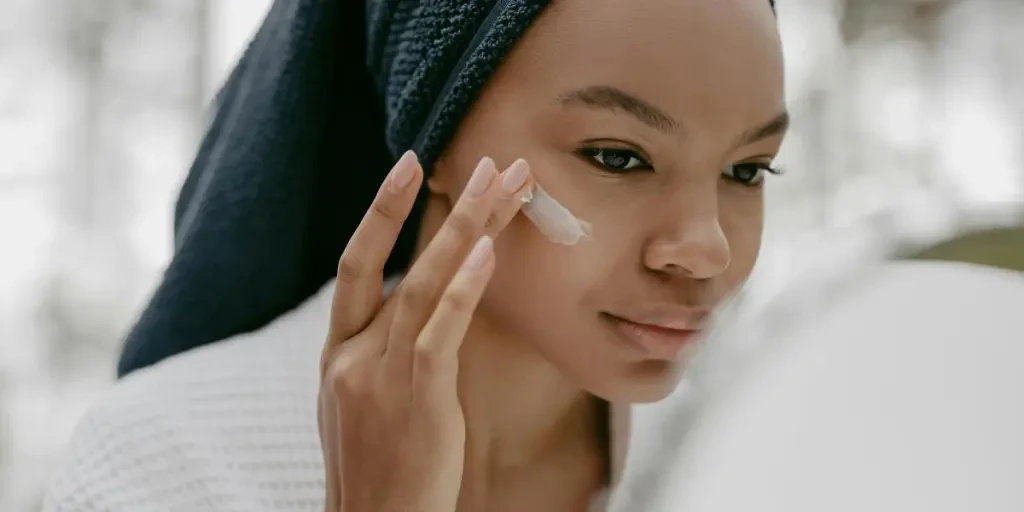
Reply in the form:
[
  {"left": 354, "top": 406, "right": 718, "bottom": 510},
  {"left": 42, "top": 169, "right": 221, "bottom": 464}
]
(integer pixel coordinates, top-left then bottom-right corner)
[
  {"left": 456, "top": 312, "right": 607, "bottom": 509},
  {"left": 458, "top": 314, "right": 602, "bottom": 470}
]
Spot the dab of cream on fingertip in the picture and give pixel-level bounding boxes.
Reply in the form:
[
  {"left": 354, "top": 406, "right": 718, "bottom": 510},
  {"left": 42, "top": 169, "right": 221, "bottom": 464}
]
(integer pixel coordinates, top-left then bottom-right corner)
[{"left": 520, "top": 183, "right": 592, "bottom": 246}]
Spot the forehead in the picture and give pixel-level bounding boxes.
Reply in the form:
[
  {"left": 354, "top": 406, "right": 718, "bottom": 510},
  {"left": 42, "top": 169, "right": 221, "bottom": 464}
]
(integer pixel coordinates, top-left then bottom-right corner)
[{"left": 504, "top": 0, "right": 784, "bottom": 132}]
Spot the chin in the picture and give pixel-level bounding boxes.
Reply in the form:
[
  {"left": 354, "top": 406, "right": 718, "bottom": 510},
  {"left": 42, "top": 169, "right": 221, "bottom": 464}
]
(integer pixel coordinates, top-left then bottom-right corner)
[{"left": 586, "top": 360, "right": 682, "bottom": 404}]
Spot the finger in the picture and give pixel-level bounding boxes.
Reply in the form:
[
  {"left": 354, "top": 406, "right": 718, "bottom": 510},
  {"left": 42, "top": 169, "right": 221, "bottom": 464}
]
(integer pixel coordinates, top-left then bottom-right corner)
[
  {"left": 412, "top": 235, "right": 495, "bottom": 393},
  {"left": 385, "top": 156, "right": 500, "bottom": 365},
  {"left": 485, "top": 158, "right": 534, "bottom": 238},
  {"left": 326, "top": 150, "right": 422, "bottom": 356}
]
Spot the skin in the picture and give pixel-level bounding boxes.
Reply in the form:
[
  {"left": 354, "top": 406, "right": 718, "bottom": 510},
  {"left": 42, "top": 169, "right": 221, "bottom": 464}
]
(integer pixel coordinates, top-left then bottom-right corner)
[{"left": 319, "top": 0, "right": 787, "bottom": 511}]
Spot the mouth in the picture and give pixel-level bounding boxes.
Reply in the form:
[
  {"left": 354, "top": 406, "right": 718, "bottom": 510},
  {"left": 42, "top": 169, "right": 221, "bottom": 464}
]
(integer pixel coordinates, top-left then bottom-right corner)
[{"left": 600, "top": 313, "right": 701, "bottom": 361}]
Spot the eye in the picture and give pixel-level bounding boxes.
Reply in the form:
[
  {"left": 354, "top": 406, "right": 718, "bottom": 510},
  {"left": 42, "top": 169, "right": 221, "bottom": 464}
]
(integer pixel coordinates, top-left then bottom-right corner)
[
  {"left": 578, "top": 147, "right": 652, "bottom": 173},
  {"left": 723, "top": 162, "right": 782, "bottom": 187}
]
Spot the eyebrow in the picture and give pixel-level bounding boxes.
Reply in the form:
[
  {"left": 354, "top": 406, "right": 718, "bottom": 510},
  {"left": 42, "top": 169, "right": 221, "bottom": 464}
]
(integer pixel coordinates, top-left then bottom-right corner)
[
  {"left": 734, "top": 110, "right": 789, "bottom": 147},
  {"left": 557, "top": 85, "right": 679, "bottom": 134},
  {"left": 557, "top": 84, "right": 789, "bottom": 147}
]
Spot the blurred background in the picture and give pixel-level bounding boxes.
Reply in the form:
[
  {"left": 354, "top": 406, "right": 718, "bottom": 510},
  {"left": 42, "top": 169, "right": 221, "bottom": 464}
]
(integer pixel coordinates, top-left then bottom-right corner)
[{"left": 1, "top": 0, "right": 1022, "bottom": 510}]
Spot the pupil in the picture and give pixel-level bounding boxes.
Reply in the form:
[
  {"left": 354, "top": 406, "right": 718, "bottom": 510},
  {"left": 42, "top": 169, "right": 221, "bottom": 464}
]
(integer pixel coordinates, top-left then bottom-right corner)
[
  {"left": 736, "top": 165, "right": 756, "bottom": 181},
  {"left": 604, "top": 150, "right": 629, "bottom": 168}
]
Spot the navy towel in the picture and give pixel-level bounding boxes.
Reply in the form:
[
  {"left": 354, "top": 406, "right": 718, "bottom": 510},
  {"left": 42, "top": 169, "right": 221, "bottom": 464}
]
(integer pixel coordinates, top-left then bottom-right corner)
[{"left": 117, "top": 0, "right": 549, "bottom": 376}]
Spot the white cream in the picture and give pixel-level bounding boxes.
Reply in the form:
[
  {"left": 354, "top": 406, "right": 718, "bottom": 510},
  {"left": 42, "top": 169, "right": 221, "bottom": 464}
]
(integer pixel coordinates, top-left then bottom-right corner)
[{"left": 520, "top": 184, "right": 592, "bottom": 245}]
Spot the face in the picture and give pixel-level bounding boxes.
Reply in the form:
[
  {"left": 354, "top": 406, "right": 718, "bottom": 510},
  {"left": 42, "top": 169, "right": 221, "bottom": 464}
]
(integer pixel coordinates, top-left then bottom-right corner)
[{"left": 430, "top": 0, "right": 786, "bottom": 402}]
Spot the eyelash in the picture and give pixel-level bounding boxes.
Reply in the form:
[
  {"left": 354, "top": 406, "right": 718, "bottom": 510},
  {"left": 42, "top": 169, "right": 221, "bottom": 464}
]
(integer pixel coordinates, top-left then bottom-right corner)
[{"left": 577, "top": 146, "right": 783, "bottom": 187}]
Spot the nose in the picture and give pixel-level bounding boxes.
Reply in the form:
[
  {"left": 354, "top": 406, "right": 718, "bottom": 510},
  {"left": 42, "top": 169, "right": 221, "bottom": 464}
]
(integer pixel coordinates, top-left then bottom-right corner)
[{"left": 643, "top": 208, "right": 731, "bottom": 280}]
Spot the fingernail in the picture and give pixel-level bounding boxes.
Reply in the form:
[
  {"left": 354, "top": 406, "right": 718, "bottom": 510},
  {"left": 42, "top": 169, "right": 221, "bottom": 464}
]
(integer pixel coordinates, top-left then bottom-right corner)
[
  {"left": 465, "top": 157, "right": 495, "bottom": 199},
  {"left": 501, "top": 159, "right": 530, "bottom": 196},
  {"left": 388, "top": 150, "right": 418, "bottom": 191},
  {"left": 463, "top": 235, "right": 493, "bottom": 272}
]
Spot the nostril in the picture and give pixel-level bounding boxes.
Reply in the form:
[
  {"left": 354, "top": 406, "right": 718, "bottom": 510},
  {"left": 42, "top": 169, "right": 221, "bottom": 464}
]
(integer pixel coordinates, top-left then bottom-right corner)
[{"left": 663, "top": 263, "right": 693, "bottom": 278}]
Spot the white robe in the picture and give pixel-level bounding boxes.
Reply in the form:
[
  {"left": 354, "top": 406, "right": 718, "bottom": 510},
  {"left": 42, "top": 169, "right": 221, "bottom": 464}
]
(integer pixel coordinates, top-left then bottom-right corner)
[{"left": 41, "top": 278, "right": 623, "bottom": 511}]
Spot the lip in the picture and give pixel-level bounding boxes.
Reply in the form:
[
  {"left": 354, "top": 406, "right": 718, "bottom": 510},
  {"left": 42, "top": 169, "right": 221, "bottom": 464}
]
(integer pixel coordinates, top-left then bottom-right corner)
[{"left": 602, "top": 313, "right": 701, "bottom": 360}]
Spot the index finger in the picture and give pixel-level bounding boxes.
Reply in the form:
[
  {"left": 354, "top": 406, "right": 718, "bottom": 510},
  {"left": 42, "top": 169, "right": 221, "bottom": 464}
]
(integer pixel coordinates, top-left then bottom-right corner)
[{"left": 327, "top": 150, "right": 422, "bottom": 345}]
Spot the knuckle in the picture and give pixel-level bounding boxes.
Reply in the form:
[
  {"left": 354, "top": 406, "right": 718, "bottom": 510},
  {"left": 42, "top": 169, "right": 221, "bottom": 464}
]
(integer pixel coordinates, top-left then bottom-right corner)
[
  {"left": 370, "top": 197, "right": 402, "bottom": 223},
  {"left": 326, "top": 354, "right": 368, "bottom": 398},
  {"left": 413, "top": 342, "right": 441, "bottom": 373},
  {"left": 336, "top": 253, "right": 365, "bottom": 284},
  {"left": 398, "top": 281, "right": 433, "bottom": 314},
  {"left": 441, "top": 288, "right": 473, "bottom": 313},
  {"left": 445, "top": 210, "right": 478, "bottom": 248}
]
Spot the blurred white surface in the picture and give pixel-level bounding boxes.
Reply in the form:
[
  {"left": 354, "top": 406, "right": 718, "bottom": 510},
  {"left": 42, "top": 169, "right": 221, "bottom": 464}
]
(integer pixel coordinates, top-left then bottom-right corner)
[
  {"left": 0, "top": 0, "right": 1021, "bottom": 510},
  {"left": 648, "top": 262, "right": 1024, "bottom": 512},
  {"left": 0, "top": 1, "right": 271, "bottom": 509}
]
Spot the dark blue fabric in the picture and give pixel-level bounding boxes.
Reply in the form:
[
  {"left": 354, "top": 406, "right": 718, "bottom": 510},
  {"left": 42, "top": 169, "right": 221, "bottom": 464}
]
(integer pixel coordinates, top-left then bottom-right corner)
[
  {"left": 117, "top": 0, "right": 776, "bottom": 377},
  {"left": 117, "top": 0, "right": 549, "bottom": 376}
]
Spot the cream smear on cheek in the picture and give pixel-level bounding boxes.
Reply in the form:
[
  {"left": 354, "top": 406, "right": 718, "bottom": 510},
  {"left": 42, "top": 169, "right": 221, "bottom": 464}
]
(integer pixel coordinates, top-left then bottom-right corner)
[{"left": 520, "top": 183, "right": 592, "bottom": 245}]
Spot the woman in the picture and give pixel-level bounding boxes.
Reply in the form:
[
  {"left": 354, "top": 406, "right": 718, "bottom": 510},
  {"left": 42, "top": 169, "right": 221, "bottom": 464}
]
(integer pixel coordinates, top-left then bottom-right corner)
[{"left": 45, "top": 0, "right": 786, "bottom": 510}]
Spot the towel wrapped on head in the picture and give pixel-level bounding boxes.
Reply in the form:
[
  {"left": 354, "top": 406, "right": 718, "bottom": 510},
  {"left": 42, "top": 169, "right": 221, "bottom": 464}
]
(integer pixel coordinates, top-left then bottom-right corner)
[{"left": 118, "top": 0, "right": 550, "bottom": 376}]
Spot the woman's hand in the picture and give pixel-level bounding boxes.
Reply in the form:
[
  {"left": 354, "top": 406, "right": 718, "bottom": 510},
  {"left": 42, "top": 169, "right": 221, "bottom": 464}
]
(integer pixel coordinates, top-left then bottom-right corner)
[{"left": 318, "top": 151, "right": 534, "bottom": 512}]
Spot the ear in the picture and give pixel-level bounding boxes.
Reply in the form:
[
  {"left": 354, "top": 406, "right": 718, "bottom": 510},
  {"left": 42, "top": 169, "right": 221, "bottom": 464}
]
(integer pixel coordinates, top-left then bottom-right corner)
[
  {"left": 425, "top": 153, "right": 459, "bottom": 198},
  {"left": 426, "top": 174, "right": 447, "bottom": 195},
  {"left": 423, "top": 160, "right": 459, "bottom": 213}
]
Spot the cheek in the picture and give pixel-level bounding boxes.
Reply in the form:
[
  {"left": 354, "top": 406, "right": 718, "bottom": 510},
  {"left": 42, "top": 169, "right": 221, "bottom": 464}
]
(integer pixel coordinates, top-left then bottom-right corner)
[
  {"left": 483, "top": 213, "right": 598, "bottom": 318},
  {"left": 720, "top": 191, "right": 765, "bottom": 282},
  {"left": 481, "top": 223, "right": 676, "bottom": 401},
  {"left": 479, "top": 212, "right": 621, "bottom": 343},
  {"left": 479, "top": 220, "right": 604, "bottom": 378}
]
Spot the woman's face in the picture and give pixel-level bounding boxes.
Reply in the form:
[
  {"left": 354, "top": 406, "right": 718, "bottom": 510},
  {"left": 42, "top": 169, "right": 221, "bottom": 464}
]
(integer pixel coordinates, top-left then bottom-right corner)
[{"left": 432, "top": 0, "right": 786, "bottom": 402}]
